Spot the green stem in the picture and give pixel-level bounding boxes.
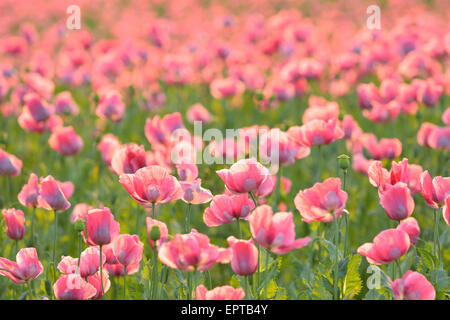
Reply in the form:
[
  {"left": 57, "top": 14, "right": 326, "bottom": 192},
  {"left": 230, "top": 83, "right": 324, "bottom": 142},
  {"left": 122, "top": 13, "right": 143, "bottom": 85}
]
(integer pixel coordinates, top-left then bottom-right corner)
[
  {"left": 77, "top": 233, "right": 82, "bottom": 271},
  {"left": 30, "top": 207, "right": 36, "bottom": 247},
  {"left": 395, "top": 259, "right": 402, "bottom": 279},
  {"left": 264, "top": 250, "right": 269, "bottom": 299},
  {"left": 52, "top": 210, "right": 57, "bottom": 283},
  {"left": 433, "top": 209, "right": 441, "bottom": 267},
  {"left": 272, "top": 166, "right": 282, "bottom": 211},
  {"left": 236, "top": 218, "right": 242, "bottom": 238},
  {"left": 187, "top": 271, "right": 192, "bottom": 300},
  {"left": 316, "top": 146, "right": 322, "bottom": 182},
  {"left": 99, "top": 245, "right": 105, "bottom": 297},
  {"left": 123, "top": 265, "right": 127, "bottom": 300},
  {"left": 249, "top": 192, "right": 258, "bottom": 209},
  {"left": 332, "top": 212, "right": 340, "bottom": 300},
  {"left": 151, "top": 248, "right": 158, "bottom": 299},
  {"left": 185, "top": 203, "right": 192, "bottom": 233},
  {"left": 342, "top": 170, "right": 349, "bottom": 257},
  {"left": 27, "top": 281, "right": 33, "bottom": 300},
  {"left": 152, "top": 202, "right": 156, "bottom": 219}
]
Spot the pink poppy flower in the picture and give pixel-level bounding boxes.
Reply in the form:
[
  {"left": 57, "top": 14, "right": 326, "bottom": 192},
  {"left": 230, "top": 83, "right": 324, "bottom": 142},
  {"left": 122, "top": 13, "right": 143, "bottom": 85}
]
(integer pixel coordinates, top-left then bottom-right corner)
[
  {"left": 428, "top": 127, "right": 450, "bottom": 150},
  {"left": 87, "top": 270, "right": 111, "bottom": 300},
  {"left": 187, "top": 103, "right": 211, "bottom": 124},
  {"left": 119, "top": 165, "right": 183, "bottom": 207},
  {"left": 259, "top": 128, "right": 310, "bottom": 166},
  {"left": 23, "top": 72, "right": 54, "bottom": 99},
  {"left": 97, "top": 134, "right": 121, "bottom": 168},
  {"left": 342, "top": 115, "right": 362, "bottom": 140},
  {"left": 23, "top": 92, "right": 53, "bottom": 123},
  {"left": 210, "top": 77, "right": 245, "bottom": 99},
  {"left": 18, "top": 173, "right": 40, "bottom": 207},
  {"left": 294, "top": 177, "right": 348, "bottom": 223},
  {"left": 37, "top": 175, "right": 71, "bottom": 211},
  {"left": 2, "top": 208, "right": 25, "bottom": 240},
  {"left": 416, "top": 79, "right": 443, "bottom": 107},
  {"left": 248, "top": 205, "right": 311, "bottom": 255},
  {"left": 195, "top": 285, "right": 245, "bottom": 300},
  {"left": 57, "top": 256, "right": 79, "bottom": 274},
  {"left": 0, "top": 148, "right": 22, "bottom": 177},
  {"left": 208, "top": 138, "right": 246, "bottom": 162},
  {"left": 158, "top": 229, "right": 225, "bottom": 272},
  {"left": 420, "top": 171, "right": 450, "bottom": 209},
  {"left": 357, "top": 229, "right": 410, "bottom": 265},
  {"left": 146, "top": 217, "right": 169, "bottom": 249},
  {"left": 79, "top": 247, "right": 106, "bottom": 278},
  {"left": 71, "top": 203, "right": 97, "bottom": 223},
  {"left": 288, "top": 119, "right": 344, "bottom": 147},
  {"left": 48, "top": 126, "right": 83, "bottom": 156},
  {"left": 391, "top": 271, "right": 435, "bottom": 300},
  {"left": 0, "top": 248, "right": 43, "bottom": 283},
  {"left": 96, "top": 88, "right": 125, "bottom": 122},
  {"left": 443, "top": 196, "right": 450, "bottom": 226},
  {"left": 397, "top": 217, "right": 420, "bottom": 245},
  {"left": 363, "top": 134, "right": 402, "bottom": 160},
  {"left": 203, "top": 193, "right": 255, "bottom": 227},
  {"left": 110, "top": 143, "right": 148, "bottom": 176},
  {"left": 379, "top": 182, "right": 415, "bottom": 221},
  {"left": 145, "top": 112, "right": 184, "bottom": 148},
  {"left": 216, "top": 158, "right": 276, "bottom": 197},
  {"left": 18, "top": 108, "right": 63, "bottom": 134},
  {"left": 180, "top": 179, "right": 213, "bottom": 204},
  {"left": 302, "top": 97, "right": 339, "bottom": 123},
  {"left": 85, "top": 207, "right": 120, "bottom": 246},
  {"left": 53, "top": 274, "right": 97, "bottom": 300},
  {"left": 357, "top": 83, "right": 379, "bottom": 109},
  {"left": 112, "top": 234, "right": 144, "bottom": 267},
  {"left": 176, "top": 162, "right": 198, "bottom": 182},
  {"left": 417, "top": 123, "right": 438, "bottom": 148},
  {"left": 281, "top": 176, "right": 292, "bottom": 194},
  {"left": 227, "top": 236, "right": 258, "bottom": 276},
  {"left": 389, "top": 158, "right": 423, "bottom": 194},
  {"left": 442, "top": 108, "right": 450, "bottom": 126},
  {"left": 54, "top": 91, "right": 79, "bottom": 116},
  {"left": 105, "top": 260, "right": 141, "bottom": 276}
]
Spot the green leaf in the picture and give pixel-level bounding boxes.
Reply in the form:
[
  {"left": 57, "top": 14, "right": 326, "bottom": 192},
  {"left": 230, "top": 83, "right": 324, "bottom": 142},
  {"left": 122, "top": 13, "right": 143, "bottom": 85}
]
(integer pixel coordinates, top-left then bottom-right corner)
[
  {"left": 343, "top": 254, "right": 362, "bottom": 299},
  {"left": 417, "top": 247, "right": 436, "bottom": 270},
  {"left": 230, "top": 275, "right": 241, "bottom": 288}
]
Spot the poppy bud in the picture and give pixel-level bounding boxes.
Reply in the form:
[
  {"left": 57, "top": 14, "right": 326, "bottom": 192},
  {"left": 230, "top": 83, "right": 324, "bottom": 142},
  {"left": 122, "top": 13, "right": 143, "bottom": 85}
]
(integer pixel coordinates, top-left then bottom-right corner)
[
  {"left": 149, "top": 225, "right": 161, "bottom": 241},
  {"left": 338, "top": 154, "right": 350, "bottom": 171},
  {"left": 74, "top": 219, "right": 85, "bottom": 232}
]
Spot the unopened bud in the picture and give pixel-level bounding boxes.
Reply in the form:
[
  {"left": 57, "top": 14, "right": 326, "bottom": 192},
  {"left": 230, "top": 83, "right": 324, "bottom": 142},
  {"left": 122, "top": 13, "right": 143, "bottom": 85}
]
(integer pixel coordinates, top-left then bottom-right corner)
[
  {"left": 74, "top": 219, "right": 85, "bottom": 232},
  {"left": 338, "top": 154, "right": 350, "bottom": 171}
]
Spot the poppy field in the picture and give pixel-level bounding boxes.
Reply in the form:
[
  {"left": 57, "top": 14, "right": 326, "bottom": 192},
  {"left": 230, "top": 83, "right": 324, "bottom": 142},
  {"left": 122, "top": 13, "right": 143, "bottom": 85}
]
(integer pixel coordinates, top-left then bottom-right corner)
[{"left": 0, "top": 0, "right": 449, "bottom": 301}]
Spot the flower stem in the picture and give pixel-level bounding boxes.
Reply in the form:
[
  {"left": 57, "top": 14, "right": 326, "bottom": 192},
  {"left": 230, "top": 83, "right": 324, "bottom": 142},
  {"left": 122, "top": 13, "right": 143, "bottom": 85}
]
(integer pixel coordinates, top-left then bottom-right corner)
[
  {"left": 77, "top": 233, "right": 82, "bottom": 271},
  {"left": 152, "top": 202, "right": 156, "bottom": 219},
  {"left": 123, "top": 265, "right": 127, "bottom": 300},
  {"left": 52, "top": 210, "right": 57, "bottom": 283},
  {"left": 30, "top": 207, "right": 36, "bottom": 247},
  {"left": 395, "top": 259, "right": 402, "bottom": 279},
  {"left": 236, "top": 218, "right": 242, "bottom": 238},
  {"left": 332, "top": 212, "right": 340, "bottom": 300},
  {"left": 151, "top": 248, "right": 158, "bottom": 299},
  {"left": 99, "top": 245, "right": 105, "bottom": 296},
  {"left": 249, "top": 192, "right": 258, "bottom": 209},
  {"left": 26, "top": 281, "right": 33, "bottom": 300},
  {"left": 433, "top": 209, "right": 441, "bottom": 267},
  {"left": 342, "top": 170, "right": 349, "bottom": 258}
]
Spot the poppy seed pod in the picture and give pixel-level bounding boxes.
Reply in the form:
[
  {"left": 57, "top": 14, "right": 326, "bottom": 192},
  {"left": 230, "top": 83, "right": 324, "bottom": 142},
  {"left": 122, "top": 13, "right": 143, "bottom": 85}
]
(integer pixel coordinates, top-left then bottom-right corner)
[
  {"left": 338, "top": 154, "right": 350, "bottom": 170},
  {"left": 149, "top": 225, "right": 161, "bottom": 242}
]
